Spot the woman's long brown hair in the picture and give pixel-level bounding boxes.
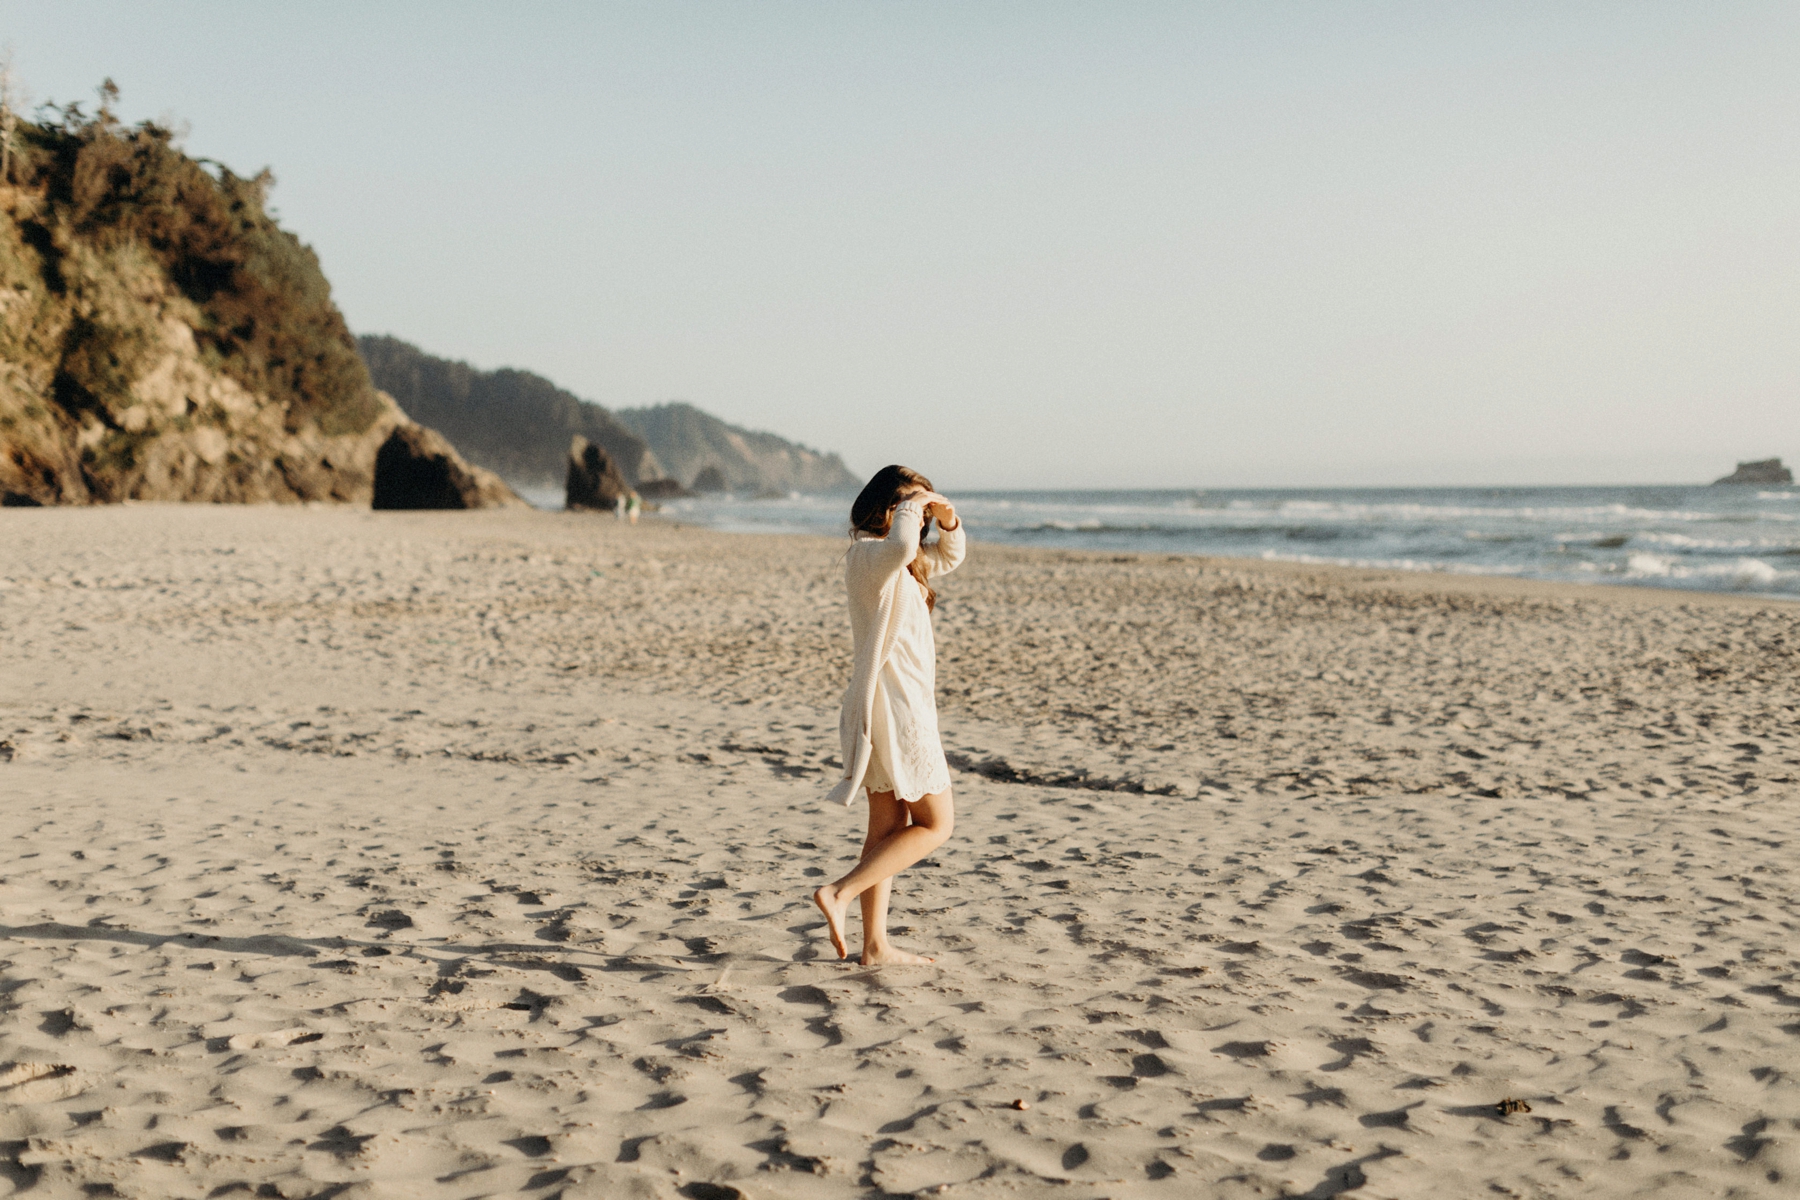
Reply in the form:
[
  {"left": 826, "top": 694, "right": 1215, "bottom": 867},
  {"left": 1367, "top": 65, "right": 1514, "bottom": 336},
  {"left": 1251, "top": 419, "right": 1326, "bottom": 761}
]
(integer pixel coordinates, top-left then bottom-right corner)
[{"left": 850, "top": 464, "right": 938, "bottom": 611}]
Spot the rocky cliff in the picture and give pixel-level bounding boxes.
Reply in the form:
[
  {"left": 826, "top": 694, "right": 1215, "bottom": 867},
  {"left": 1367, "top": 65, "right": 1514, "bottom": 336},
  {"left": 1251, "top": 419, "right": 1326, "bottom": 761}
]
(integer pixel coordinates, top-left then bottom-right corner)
[
  {"left": 614, "top": 401, "right": 858, "bottom": 494},
  {"left": 358, "top": 335, "right": 663, "bottom": 489},
  {"left": 0, "top": 101, "right": 448, "bottom": 506}
]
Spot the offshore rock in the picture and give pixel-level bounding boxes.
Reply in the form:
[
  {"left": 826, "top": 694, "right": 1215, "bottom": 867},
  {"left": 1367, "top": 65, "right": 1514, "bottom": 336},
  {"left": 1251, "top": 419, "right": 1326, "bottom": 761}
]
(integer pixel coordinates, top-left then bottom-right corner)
[
  {"left": 565, "top": 436, "right": 634, "bottom": 511},
  {"left": 372, "top": 424, "right": 523, "bottom": 510},
  {"left": 635, "top": 477, "right": 690, "bottom": 500},
  {"left": 1713, "top": 458, "right": 1793, "bottom": 486}
]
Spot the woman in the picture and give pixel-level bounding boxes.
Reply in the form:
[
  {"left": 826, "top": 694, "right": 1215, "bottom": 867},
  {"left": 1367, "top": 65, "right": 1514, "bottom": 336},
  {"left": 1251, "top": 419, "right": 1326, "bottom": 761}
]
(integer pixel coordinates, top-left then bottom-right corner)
[{"left": 813, "top": 465, "right": 966, "bottom": 965}]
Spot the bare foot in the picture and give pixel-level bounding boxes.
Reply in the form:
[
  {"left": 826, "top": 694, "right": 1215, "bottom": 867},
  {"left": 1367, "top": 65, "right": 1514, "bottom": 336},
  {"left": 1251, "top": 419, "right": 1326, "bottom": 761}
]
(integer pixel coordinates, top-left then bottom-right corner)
[
  {"left": 861, "top": 945, "right": 934, "bottom": 966},
  {"left": 812, "top": 886, "right": 849, "bottom": 959}
]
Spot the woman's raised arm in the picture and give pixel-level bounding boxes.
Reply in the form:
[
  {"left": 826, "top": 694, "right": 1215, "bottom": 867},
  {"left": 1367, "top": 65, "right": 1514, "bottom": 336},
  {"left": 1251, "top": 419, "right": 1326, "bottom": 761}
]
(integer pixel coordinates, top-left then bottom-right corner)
[
  {"left": 859, "top": 498, "right": 926, "bottom": 575},
  {"left": 921, "top": 507, "right": 965, "bottom": 577}
]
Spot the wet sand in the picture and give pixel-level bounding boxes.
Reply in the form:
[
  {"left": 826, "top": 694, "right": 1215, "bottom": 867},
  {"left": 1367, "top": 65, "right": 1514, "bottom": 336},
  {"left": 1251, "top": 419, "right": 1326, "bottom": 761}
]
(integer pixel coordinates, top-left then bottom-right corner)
[{"left": 1, "top": 503, "right": 1797, "bottom": 1198}]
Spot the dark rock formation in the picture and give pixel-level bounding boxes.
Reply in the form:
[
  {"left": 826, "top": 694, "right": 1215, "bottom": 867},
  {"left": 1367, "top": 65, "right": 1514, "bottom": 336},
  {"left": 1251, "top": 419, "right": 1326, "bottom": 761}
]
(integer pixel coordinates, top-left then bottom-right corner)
[
  {"left": 635, "top": 477, "right": 690, "bottom": 500},
  {"left": 1713, "top": 458, "right": 1793, "bottom": 486},
  {"left": 614, "top": 401, "right": 858, "bottom": 493},
  {"left": 691, "top": 465, "right": 729, "bottom": 493},
  {"left": 359, "top": 335, "right": 666, "bottom": 490},
  {"left": 372, "top": 424, "right": 522, "bottom": 510},
  {"left": 565, "top": 436, "right": 634, "bottom": 511}
]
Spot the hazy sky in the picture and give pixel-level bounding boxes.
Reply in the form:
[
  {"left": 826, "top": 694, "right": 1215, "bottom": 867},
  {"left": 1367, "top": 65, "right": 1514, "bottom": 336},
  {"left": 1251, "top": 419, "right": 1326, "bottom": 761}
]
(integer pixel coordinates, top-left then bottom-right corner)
[{"left": 5, "top": 2, "right": 1796, "bottom": 488}]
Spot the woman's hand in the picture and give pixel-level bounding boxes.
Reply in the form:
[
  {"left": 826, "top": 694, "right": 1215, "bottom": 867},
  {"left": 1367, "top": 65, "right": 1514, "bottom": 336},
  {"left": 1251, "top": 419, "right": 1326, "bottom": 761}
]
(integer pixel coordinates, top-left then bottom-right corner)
[
  {"left": 918, "top": 492, "right": 958, "bottom": 531},
  {"left": 897, "top": 488, "right": 957, "bottom": 530}
]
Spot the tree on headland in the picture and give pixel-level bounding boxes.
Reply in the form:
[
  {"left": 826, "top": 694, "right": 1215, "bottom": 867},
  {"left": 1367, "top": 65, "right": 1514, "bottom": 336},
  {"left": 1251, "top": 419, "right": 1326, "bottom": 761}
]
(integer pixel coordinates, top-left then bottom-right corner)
[
  {"left": 0, "top": 51, "right": 20, "bottom": 185},
  {"left": 95, "top": 76, "right": 119, "bottom": 130}
]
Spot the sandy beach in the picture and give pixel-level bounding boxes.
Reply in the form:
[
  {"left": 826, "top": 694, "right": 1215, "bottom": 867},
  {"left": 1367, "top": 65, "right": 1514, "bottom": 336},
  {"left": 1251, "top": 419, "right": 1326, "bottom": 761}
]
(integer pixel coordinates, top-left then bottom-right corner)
[{"left": 2, "top": 503, "right": 1797, "bottom": 1199}]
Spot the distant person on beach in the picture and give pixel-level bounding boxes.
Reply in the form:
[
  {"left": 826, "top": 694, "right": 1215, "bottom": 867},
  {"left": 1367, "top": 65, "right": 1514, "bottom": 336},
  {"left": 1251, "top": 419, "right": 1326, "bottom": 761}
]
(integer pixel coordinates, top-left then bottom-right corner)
[
  {"left": 626, "top": 493, "right": 641, "bottom": 524},
  {"left": 813, "top": 465, "right": 965, "bottom": 964}
]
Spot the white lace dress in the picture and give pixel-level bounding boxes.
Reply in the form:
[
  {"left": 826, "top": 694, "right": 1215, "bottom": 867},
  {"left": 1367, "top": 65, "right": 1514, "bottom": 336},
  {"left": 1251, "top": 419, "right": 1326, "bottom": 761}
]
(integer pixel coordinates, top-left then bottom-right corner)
[{"left": 835, "top": 501, "right": 966, "bottom": 803}]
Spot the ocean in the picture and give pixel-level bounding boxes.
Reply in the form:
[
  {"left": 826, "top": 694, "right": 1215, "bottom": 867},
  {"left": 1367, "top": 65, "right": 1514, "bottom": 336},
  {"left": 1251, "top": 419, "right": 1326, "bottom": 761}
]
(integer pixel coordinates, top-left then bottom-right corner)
[{"left": 638, "top": 484, "right": 1800, "bottom": 600}]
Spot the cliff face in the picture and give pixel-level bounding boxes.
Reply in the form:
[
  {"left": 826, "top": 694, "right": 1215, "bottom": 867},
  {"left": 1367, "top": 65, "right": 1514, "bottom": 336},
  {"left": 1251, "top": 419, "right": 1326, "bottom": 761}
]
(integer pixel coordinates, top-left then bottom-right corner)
[
  {"left": 614, "top": 401, "right": 859, "bottom": 494},
  {"left": 357, "top": 336, "right": 663, "bottom": 488},
  {"left": 0, "top": 106, "right": 404, "bottom": 505}
]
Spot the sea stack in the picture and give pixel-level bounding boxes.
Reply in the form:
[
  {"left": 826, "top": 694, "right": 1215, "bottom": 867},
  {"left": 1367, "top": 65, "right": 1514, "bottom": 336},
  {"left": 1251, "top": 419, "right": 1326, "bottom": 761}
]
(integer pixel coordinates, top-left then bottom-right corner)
[
  {"left": 371, "top": 425, "right": 523, "bottom": 510},
  {"left": 635, "top": 477, "right": 691, "bottom": 500},
  {"left": 1712, "top": 458, "right": 1793, "bottom": 485},
  {"left": 566, "top": 436, "right": 634, "bottom": 510}
]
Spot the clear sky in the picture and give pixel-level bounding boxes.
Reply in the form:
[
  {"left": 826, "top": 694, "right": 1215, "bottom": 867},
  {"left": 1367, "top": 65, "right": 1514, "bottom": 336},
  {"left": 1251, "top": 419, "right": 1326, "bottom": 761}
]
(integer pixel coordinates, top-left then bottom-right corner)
[{"left": 4, "top": 2, "right": 1796, "bottom": 488}]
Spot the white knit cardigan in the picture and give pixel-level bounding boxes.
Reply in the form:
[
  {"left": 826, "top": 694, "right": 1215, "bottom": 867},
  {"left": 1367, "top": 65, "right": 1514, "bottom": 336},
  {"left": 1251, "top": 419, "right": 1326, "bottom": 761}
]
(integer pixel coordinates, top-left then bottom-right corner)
[{"left": 825, "top": 499, "right": 967, "bottom": 806}]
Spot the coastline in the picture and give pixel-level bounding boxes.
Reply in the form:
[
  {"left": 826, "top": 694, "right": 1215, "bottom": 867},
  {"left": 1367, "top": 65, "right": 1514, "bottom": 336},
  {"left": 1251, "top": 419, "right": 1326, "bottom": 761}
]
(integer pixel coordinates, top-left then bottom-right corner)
[{"left": 2, "top": 503, "right": 1797, "bottom": 1197}]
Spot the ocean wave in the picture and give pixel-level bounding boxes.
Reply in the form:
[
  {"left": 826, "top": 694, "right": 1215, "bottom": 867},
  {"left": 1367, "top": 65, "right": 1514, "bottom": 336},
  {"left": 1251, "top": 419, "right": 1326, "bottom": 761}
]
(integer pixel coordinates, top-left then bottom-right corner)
[
  {"left": 1257, "top": 550, "right": 1535, "bottom": 577},
  {"left": 987, "top": 510, "right": 1794, "bottom": 534},
  {"left": 1267, "top": 500, "right": 1799, "bottom": 525},
  {"left": 1258, "top": 548, "right": 1797, "bottom": 595},
  {"left": 1629, "top": 531, "right": 1800, "bottom": 555},
  {"left": 1620, "top": 553, "right": 1795, "bottom": 590},
  {"left": 1009, "top": 521, "right": 1359, "bottom": 542}
]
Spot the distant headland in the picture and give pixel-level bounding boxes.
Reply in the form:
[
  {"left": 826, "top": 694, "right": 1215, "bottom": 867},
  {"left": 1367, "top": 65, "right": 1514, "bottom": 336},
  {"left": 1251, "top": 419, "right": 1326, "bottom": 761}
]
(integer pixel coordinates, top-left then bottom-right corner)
[{"left": 357, "top": 338, "right": 859, "bottom": 502}]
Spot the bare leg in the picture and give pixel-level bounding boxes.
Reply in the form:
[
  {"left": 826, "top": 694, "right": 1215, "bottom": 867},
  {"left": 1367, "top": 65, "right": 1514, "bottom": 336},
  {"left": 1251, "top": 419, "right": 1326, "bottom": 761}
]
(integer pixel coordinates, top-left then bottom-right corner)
[
  {"left": 814, "top": 787, "right": 954, "bottom": 962},
  {"left": 816, "top": 789, "right": 905, "bottom": 959},
  {"left": 858, "top": 877, "right": 891, "bottom": 956},
  {"left": 856, "top": 795, "right": 929, "bottom": 965},
  {"left": 856, "top": 792, "right": 905, "bottom": 961},
  {"left": 859, "top": 874, "right": 931, "bottom": 965}
]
